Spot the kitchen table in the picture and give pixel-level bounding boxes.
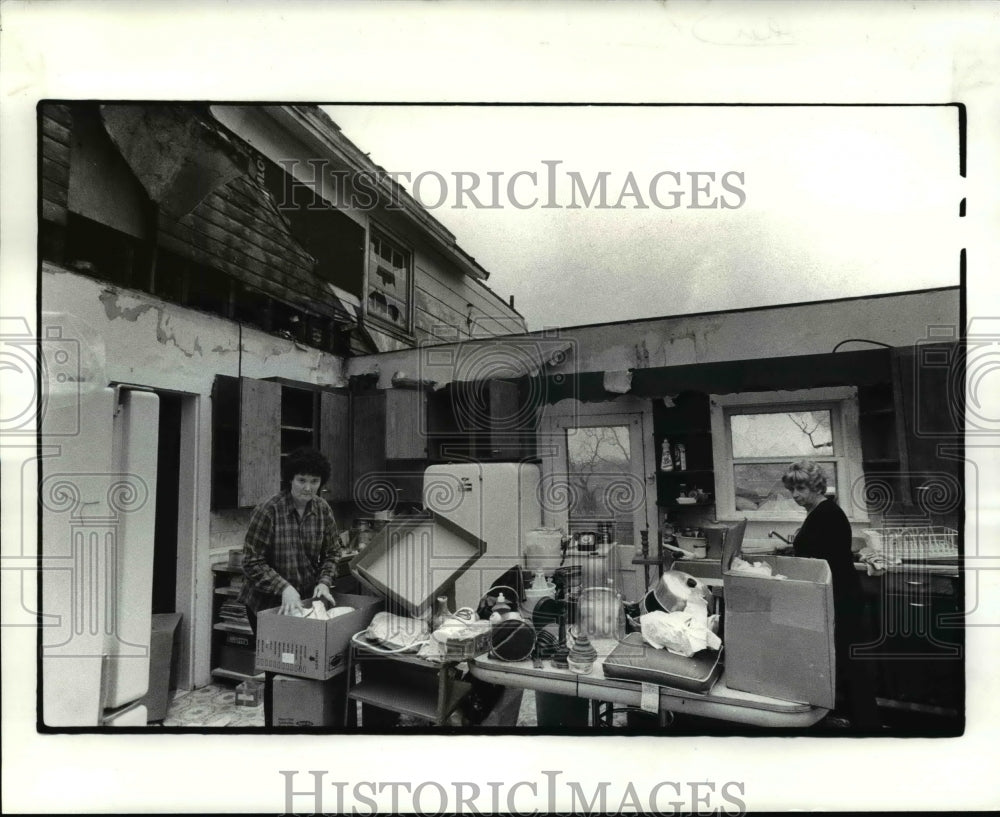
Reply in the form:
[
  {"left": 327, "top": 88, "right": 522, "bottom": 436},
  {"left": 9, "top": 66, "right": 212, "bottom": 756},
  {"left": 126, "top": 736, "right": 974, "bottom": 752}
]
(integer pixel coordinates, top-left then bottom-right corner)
[{"left": 469, "top": 637, "right": 828, "bottom": 729}]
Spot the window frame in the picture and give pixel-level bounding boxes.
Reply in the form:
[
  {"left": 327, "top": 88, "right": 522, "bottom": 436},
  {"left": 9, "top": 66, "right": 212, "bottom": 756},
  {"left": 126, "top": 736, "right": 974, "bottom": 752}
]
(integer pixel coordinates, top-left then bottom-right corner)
[
  {"left": 365, "top": 223, "right": 415, "bottom": 339},
  {"left": 709, "top": 386, "right": 869, "bottom": 522}
]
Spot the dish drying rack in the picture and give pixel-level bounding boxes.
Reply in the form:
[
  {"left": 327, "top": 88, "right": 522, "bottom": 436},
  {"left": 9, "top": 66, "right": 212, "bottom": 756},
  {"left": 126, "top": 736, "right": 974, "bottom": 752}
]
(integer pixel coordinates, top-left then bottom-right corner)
[{"left": 861, "top": 526, "right": 959, "bottom": 562}]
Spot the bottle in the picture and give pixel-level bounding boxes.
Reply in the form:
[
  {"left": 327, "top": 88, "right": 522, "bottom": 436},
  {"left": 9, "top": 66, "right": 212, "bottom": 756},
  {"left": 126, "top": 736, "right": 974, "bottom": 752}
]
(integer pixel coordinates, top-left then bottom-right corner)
[
  {"left": 674, "top": 442, "right": 687, "bottom": 471},
  {"left": 489, "top": 592, "right": 512, "bottom": 625},
  {"left": 660, "top": 439, "right": 674, "bottom": 472}
]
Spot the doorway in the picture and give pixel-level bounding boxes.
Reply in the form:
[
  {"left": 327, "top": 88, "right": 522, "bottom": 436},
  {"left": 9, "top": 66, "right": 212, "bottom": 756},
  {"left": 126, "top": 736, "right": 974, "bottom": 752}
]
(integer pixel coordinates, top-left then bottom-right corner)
[
  {"left": 538, "top": 397, "right": 657, "bottom": 553},
  {"left": 153, "top": 393, "right": 181, "bottom": 615},
  {"left": 150, "top": 389, "right": 198, "bottom": 691}
]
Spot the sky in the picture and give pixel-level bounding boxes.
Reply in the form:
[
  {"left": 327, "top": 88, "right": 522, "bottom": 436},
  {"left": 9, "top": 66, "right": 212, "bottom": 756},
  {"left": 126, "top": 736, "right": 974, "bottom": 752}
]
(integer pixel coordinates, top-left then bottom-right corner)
[{"left": 324, "top": 104, "right": 962, "bottom": 331}]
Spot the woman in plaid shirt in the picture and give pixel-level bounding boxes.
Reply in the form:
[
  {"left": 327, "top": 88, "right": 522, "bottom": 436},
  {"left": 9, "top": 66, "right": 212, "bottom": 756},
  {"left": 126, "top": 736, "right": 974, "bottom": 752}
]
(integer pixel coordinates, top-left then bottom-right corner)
[
  {"left": 239, "top": 447, "right": 341, "bottom": 725},
  {"left": 239, "top": 446, "right": 341, "bottom": 623}
]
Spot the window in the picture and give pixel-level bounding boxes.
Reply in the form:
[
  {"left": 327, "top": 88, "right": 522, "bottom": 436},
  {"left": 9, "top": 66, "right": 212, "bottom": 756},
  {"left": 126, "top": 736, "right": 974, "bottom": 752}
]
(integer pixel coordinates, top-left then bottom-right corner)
[
  {"left": 367, "top": 228, "right": 412, "bottom": 334},
  {"left": 709, "top": 387, "right": 868, "bottom": 521}
]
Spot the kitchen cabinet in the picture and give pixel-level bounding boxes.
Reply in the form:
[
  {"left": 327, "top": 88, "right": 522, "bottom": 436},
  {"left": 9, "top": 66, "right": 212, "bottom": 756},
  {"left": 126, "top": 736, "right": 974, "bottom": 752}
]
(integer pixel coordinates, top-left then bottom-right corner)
[
  {"left": 210, "top": 562, "right": 262, "bottom": 683},
  {"left": 317, "top": 389, "right": 351, "bottom": 501},
  {"left": 891, "top": 343, "right": 963, "bottom": 520},
  {"left": 653, "top": 392, "right": 715, "bottom": 510},
  {"left": 347, "top": 379, "right": 539, "bottom": 511},
  {"left": 857, "top": 569, "right": 963, "bottom": 717},
  {"left": 211, "top": 375, "right": 280, "bottom": 509},
  {"left": 425, "top": 379, "right": 537, "bottom": 462},
  {"left": 857, "top": 380, "right": 911, "bottom": 509},
  {"left": 350, "top": 387, "right": 430, "bottom": 506},
  {"left": 211, "top": 375, "right": 350, "bottom": 508}
]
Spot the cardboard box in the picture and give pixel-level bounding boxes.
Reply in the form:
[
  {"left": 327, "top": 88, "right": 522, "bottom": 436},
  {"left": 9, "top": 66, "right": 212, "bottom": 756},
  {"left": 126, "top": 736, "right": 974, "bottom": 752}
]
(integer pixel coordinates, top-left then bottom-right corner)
[
  {"left": 721, "top": 519, "right": 836, "bottom": 708},
  {"left": 255, "top": 593, "right": 383, "bottom": 680},
  {"left": 438, "top": 627, "right": 492, "bottom": 661},
  {"left": 350, "top": 513, "right": 485, "bottom": 619},
  {"left": 272, "top": 674, "right": 347, "bottom": 727}
]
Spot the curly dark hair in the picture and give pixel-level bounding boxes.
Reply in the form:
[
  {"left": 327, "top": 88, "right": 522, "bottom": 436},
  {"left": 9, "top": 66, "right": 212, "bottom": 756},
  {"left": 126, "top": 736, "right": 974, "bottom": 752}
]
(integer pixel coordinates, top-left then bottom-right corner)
[{"left": 282, "top": 446, "right": 331, "bottom": 487}]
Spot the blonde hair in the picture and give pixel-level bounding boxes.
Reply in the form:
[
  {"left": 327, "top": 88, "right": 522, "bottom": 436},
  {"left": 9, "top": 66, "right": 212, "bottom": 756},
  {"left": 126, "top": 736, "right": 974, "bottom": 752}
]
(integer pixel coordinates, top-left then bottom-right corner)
[{"left": 781, "top": 460, "right": 828, "bottom": 494}]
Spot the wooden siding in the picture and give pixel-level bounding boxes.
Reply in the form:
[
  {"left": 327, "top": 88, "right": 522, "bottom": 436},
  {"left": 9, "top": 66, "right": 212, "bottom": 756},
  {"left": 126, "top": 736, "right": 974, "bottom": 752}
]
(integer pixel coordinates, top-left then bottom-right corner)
[
  {"left": 158, "top": 175, "right": 344, "bottom": 321},
  {"left": 410, "top": 250, "right": 525, "bottom": 343},
  {"left": 40, "top": 105, "right": 72, "bottom": 225}
]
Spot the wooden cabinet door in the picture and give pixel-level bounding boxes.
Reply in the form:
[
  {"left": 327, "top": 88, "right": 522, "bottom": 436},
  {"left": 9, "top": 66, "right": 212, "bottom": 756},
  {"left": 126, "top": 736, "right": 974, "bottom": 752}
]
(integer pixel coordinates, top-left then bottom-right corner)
[
  {"left": 319, "top": 390, "right": 351, "bottom": 501},
  {"left": 488, "top": 379, "right": 527, "bottom": 460},
  {"left": 893, "top": 343, "right": 962, "bottom": 518},
  {"left": 238, "top": 377, "right": 281, "bottom": 507},
  {"left": 385, "top": 388, "right": 428, "bottom": 459},
  {"left": 351, "top": 391, "right": 387, "bottom": 490}
]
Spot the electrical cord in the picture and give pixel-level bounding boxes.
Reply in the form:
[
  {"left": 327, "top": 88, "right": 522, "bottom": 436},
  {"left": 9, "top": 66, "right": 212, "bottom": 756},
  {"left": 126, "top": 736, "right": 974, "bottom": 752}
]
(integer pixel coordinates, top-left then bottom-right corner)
[{"left": 831, "top": 338, "right": 894, "bottom": 353}]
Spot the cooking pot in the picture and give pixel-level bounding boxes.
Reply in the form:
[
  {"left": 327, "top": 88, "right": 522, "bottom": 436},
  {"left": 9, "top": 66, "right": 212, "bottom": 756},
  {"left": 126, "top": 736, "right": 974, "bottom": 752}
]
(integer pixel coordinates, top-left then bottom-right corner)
[{"left": 642, "top": 569, "right": 713, "bottom": 615}]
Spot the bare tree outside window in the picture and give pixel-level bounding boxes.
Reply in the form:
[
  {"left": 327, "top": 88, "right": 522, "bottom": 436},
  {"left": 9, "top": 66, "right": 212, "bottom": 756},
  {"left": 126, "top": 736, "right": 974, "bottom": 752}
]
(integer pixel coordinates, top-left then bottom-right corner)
[
  {"left": 565, "top": 425, "right": 631, "bottom": 519},
  {"left": 729, "top": 410, "right": 836, "bottom": 511}
]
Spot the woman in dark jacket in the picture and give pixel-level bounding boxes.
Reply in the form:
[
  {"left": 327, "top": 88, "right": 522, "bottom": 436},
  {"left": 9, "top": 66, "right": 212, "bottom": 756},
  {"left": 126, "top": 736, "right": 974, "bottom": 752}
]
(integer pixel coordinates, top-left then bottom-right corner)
[{"left": 783, "top": 460, "right": 880, "bottom": 731}]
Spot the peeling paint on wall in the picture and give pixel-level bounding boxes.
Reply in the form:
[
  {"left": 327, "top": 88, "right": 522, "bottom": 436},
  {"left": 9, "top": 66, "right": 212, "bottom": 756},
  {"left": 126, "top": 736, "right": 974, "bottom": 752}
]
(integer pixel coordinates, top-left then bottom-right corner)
[
  {"left": 98, "top": 288, "right": 157, "bottom": 322},
  {"left": 155, "top": 313, "right": 203, "bottom": 358}
]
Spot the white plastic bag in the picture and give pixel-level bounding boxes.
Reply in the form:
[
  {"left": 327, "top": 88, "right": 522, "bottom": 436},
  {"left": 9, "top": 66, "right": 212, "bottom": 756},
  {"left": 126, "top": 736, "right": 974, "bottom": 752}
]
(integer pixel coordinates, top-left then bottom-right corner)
[
  {"left": 730, "top": 556, "right": 787, "bottom": 580},
  {"left": 365, "top": 611, "right": 430, "bottom": 651},
  {"left": 640, "top": 609, "right": 722, "bottom": 657}
]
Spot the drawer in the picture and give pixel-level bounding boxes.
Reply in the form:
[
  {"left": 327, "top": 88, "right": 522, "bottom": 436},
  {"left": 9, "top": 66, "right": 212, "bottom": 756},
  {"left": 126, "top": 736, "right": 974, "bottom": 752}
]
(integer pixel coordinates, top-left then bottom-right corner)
[{"left": 883, "top": 572, "right": 958, "bottom": 598}]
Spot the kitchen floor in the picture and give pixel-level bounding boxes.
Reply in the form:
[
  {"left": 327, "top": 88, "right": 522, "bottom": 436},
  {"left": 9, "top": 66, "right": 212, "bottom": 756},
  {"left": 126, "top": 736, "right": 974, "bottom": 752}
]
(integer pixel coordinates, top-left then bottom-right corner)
[
  {"left": 161, "top": 680, "right": 542, "bottom": 728},
  {"left": 162, "top": 683, "right": 265, "bottom": 727},
  {"left": 162, "top": 682, "right": 960, "bottom": 734}
]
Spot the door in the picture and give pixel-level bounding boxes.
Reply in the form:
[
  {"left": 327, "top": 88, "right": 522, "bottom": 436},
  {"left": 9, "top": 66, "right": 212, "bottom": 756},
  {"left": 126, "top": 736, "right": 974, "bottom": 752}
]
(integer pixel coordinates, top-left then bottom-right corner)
[{"left": 538, "top": 398, "right": 656, "bottom": 548}]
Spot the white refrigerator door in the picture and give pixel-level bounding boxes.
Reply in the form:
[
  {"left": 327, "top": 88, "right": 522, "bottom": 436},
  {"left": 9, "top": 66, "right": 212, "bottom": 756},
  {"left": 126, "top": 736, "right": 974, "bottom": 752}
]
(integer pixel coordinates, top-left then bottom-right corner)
[
  {"left": 41, "top": 388, "right": 115, "bottom": 726},
  {"left": 101, "top": 388, "right": 159, "bottom": 710},
  {"left": 423, "top": 463, "right": 541, "bottom": 609}
]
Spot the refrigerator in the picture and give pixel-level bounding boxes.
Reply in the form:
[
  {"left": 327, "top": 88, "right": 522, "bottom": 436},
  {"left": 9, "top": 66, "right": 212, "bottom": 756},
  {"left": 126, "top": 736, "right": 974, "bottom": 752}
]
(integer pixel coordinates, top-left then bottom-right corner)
[
  {"left": 422, "top": 462, "right": 542, "bottom": 610},
  {"left": 41, "top": 387, "right": 159, "bottom": 726}
]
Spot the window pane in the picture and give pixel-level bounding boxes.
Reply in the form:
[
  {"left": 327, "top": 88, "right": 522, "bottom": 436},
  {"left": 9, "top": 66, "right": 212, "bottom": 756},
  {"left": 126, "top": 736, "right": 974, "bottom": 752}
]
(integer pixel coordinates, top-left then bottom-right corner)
[
  {"left": 733, "top": 461, "right": 839, "bottom": 512},
  {"left": 565, "top": 425, "right": 636, "bottom": 542},
  {"left": 730, "top": 410, "right": 833, "bottom": 458}
]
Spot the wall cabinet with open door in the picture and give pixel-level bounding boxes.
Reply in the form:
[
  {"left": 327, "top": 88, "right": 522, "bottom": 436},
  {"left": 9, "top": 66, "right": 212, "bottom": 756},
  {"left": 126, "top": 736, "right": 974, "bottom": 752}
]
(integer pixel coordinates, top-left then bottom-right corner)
[
  {"left": 351, "top": 387, "right": 430, "bottom": 508},
  {"left": 211, "top": 375, "right": 351, "bottom": 509},
  {"left": 211, "top": 375, "right": 281, "bottom": 509}
]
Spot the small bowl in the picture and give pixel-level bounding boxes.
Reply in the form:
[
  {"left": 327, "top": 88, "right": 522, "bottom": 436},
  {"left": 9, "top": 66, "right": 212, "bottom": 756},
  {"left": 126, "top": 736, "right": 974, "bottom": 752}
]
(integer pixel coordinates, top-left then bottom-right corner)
[
  {"left": 566, "top": 657, "right": 594, "bottom": 675},
  {"left": 676, "top": 534, "right": 707, "bottom": 552}
]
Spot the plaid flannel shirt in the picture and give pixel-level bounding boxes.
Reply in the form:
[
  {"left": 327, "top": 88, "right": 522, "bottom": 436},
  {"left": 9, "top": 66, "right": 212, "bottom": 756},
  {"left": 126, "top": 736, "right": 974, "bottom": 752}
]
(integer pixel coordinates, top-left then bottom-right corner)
[{"left": 238, "top": 491, "right": 340, "bottom": 614}]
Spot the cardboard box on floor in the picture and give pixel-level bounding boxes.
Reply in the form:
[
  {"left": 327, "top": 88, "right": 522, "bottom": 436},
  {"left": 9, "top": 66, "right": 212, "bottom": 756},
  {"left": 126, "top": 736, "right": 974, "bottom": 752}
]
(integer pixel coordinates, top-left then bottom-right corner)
[
  {"left": 272, "top": 674, "right": 347, "bottom": 727},
  {"left": 255, "top": 592, "right": 383, "bottom": 680},
  {"left": 720, "top": 519, "right": 837, "bottom": 709}
]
